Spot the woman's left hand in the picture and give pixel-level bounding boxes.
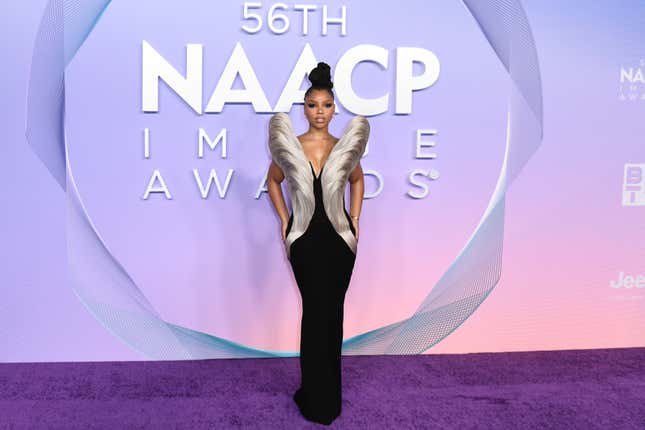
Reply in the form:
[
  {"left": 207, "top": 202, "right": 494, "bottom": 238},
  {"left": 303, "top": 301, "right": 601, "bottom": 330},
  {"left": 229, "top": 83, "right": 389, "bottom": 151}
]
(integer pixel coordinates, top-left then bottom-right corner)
[{"left": 351, "top": 218, "right": 359, "bottom": 241}]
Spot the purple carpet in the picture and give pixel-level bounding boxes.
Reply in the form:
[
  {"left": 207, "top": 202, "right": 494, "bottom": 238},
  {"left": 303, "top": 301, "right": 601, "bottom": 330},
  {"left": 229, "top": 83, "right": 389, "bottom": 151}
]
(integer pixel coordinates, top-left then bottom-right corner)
[{"left": 1, "top": 347, "right": 644, "bottom": 429}]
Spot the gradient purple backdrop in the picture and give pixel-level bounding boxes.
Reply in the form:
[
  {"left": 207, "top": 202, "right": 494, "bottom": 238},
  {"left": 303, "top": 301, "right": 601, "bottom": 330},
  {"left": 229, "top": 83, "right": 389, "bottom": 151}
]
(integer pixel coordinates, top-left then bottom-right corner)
[{"left": 1, "top": 0, "right": 643, "bottom": 362}]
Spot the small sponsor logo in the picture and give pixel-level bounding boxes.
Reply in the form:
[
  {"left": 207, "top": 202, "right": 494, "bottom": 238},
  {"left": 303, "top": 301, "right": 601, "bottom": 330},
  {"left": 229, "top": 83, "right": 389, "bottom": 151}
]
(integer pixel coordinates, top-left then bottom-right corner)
[
  {"left": 622, "top": 163, "right": 645, "bottom": 206},
  {"left": 619, "top": 59, "right": 645, "bottom": 101},
  {"left": 609, "top": 271, "right": 645, "bottom": 289}
]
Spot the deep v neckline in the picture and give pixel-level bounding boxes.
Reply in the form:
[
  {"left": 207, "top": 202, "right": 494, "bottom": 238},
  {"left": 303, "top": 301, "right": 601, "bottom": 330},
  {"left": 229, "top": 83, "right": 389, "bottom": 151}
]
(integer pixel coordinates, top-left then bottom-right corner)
[
  {"left": 308, "top": 160, "right": 325, "bottom": 180},
  {"left": 297, "top": 138, "right": 336, "bottom": 180}
]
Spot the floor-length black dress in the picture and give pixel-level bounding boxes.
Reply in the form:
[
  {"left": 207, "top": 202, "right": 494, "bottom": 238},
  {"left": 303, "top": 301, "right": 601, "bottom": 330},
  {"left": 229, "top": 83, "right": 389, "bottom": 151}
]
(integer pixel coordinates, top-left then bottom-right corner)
[{"left": 285, "top": 160, "right": 357, "bottom": 425}]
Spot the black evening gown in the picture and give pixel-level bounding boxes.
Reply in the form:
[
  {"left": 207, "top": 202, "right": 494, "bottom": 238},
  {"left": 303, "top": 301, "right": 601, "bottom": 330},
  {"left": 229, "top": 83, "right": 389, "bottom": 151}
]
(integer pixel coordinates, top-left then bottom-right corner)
[{"left": 285, "top": 161, "right": 357, "bottom": 425}]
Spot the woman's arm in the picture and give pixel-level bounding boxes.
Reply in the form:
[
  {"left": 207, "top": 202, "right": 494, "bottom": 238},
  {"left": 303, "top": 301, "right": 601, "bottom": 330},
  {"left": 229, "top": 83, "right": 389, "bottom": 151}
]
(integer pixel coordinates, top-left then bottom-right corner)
[
  {"left": 348, "top": 161, "right": 364, "bottom": 240},
  {"left": 267, "top": 160, "right": 290, "bottom": 239}
]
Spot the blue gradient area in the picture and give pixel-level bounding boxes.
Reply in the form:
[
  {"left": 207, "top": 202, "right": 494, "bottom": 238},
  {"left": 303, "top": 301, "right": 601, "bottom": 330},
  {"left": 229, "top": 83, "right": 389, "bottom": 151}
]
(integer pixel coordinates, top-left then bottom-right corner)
[{"left": 27, "top": 0, "right": 542, "bottom": 359}]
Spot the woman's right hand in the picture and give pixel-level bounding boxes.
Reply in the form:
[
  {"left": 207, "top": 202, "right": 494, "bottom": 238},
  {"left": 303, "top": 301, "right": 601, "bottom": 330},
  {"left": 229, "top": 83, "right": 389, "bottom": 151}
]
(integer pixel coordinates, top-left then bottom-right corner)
[{"left": 281, "top": 221, "right": 288, "bottom": 242}]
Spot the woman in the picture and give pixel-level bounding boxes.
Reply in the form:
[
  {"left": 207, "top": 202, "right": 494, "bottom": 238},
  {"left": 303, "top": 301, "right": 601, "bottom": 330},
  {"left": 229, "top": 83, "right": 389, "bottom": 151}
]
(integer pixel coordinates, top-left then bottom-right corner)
[{"left": 266, "top": 62, "right": 370, "bottom": 425}]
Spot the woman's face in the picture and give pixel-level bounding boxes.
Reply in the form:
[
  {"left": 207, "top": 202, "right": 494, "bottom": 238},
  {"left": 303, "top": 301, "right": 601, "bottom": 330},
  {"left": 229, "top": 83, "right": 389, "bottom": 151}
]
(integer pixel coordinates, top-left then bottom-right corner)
[{"left": 304, "top": 89, "right": 335, "bottom": 130}]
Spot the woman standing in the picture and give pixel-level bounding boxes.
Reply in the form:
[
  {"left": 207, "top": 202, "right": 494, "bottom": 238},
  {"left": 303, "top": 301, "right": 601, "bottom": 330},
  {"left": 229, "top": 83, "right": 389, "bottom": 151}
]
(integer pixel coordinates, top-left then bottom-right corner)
[{"left": 266, "top": 62, "right": 370, "bottom": 425}]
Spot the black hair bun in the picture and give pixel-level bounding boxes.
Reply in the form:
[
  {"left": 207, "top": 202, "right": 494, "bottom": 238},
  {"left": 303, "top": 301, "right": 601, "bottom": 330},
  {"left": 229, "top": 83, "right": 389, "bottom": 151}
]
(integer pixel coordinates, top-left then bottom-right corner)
[{"left": 308, "top": 62, "right": 333, "bottom": 89}]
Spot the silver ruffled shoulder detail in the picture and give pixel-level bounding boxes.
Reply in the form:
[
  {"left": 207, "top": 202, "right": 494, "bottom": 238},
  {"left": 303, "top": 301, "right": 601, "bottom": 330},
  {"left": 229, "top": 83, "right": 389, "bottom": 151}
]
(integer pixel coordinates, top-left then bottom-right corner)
[{"left": 320, "top": 116, "right": 369, "bottom": 256}]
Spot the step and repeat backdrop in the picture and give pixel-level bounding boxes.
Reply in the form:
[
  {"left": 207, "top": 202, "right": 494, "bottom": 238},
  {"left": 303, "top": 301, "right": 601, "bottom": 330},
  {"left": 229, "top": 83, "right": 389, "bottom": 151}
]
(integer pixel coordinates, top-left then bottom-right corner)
[{"left": 3, "top": 0, "right": 643, "bottom": 361}]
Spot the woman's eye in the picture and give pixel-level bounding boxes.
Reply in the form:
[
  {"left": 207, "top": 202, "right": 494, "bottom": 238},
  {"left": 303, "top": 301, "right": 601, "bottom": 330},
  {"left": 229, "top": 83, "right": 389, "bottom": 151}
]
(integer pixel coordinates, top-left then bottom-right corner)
[
  {"left": 307, "top": 104, "right": 315, "bottom": 108},
  {"left": 325, "top": 104, "right": 332, "bottom": 107}
]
